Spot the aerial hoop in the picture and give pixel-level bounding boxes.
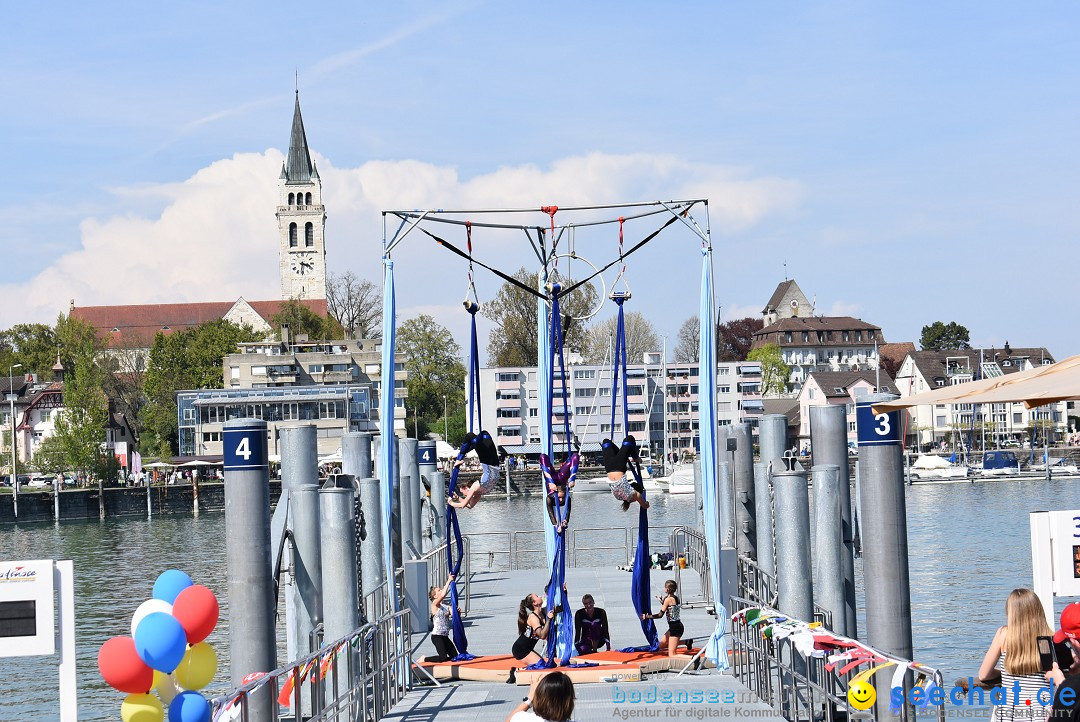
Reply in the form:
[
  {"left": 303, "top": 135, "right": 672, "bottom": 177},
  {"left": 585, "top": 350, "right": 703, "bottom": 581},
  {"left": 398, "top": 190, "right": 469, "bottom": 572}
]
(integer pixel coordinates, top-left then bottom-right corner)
[{"left": 546, "top": 253, "right": 606, "bottom": 322}]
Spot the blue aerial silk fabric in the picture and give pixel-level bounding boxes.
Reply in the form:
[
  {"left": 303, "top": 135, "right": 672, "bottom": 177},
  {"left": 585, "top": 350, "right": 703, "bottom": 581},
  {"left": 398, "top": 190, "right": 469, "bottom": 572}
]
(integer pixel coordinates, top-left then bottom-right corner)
[
  {"left": 538, "top": 273, "right": 555, "bottom": 568},
  {"left": 379, "top": 258, "right": 397, "bottom": 612},
  {"left": 698, "top": 246, "right": 729, "bottom": 669},
  {"left": 445, "top": 439, "right": 476, "bottom": 659}
]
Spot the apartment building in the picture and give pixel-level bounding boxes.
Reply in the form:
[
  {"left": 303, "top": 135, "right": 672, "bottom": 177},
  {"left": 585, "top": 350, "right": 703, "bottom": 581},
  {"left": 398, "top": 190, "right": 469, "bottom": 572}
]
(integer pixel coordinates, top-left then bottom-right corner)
[
  {"left": 176, "top": 333, "right": 406, "bottom": 457},
  {"left": 751, "top": 316, "right": 885, "bottom": 393},
  {"left": 796, "top": 370, "right": 898, "bottom": 445},
  {"left": 894, "top": 344, "right": 1063, "bottom": 449},
  {"left": 477, "top": 358, "right": 764, "bottom": 459}
]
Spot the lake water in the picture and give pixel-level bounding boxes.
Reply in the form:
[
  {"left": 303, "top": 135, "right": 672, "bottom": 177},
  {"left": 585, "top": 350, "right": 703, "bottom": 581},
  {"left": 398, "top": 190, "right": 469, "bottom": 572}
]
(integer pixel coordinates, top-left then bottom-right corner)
[{"left": 2, "top": 477, "right": 1076, "bottom": 719}]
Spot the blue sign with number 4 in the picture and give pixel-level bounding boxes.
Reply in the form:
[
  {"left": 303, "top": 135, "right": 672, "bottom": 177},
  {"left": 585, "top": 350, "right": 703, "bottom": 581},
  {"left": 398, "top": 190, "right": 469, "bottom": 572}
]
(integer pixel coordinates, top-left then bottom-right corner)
[{"left": 224, "top": 421, "right": 268, "bottom": 470}]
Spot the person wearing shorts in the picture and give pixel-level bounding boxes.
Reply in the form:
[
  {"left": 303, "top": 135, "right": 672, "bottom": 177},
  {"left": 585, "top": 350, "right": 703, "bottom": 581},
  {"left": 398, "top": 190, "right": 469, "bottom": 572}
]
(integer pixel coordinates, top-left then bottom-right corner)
[
  {"left": 602, "top": 435, "right": 649, "bottom": 510},
  {"left": 449, "top": 431, "right": 503, "bottom": 509},
  {"left": 642, "top": 580, "right": 684, "bottom": 657}
]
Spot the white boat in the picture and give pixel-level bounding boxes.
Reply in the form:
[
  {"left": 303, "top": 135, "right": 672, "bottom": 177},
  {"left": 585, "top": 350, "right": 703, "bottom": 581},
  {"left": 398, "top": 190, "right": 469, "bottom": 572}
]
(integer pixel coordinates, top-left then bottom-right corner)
[
  {"left": 574, "top": 463, "right": 668, "bottom": 494},
  {"left": 977, "top": 450, "right": 1021, "bottom": 477},
  {"left": 1030, "top": 457, "right": 1080, "bottom": 474},
  {"left": 909, "top": 455, "right": 969, "bottom": 480},
  {"left": 656, "top": 463, "right": 695, "bottom": 494}
]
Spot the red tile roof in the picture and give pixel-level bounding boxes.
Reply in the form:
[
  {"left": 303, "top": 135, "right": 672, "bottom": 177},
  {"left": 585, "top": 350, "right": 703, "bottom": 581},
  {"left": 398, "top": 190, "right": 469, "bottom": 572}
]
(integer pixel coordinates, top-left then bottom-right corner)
[{"left": 71, "top": 298, "right": 328, "bottom": 348}]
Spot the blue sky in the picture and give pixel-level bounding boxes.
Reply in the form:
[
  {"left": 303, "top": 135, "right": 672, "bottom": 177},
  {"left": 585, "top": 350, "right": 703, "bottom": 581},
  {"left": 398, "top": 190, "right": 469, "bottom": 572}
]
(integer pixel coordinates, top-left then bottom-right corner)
[{"left": 4, "top": 2, "right": 1079, "bottom": 359}]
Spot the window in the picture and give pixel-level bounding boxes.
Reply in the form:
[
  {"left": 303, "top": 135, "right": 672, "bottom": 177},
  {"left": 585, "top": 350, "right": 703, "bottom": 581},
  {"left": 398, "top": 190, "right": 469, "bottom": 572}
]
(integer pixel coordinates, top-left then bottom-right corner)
[
  {"left": 529, "top": 408, "right": 538, "bottom": 417},
  {"left": 230, "top": 366, "right": 240, "bottom": 379},
  {"left": 599, "top": 388, "right": 610, "bottom": 397},
  {"left": 802, "top": 331, "right": 809, "bottom": 342},
  {"left": 575, "top": 406, "right": 590, "bottom": 415},
  {"left": 288, "top": 193, "right": 295, "bottom": 205},
  {"left": 40, "top": 409, "right": 52, "bottom": 422},
  {"left": 309, "top": 364, "right": 323, "bottom": 374},
  {"left": 305, "top": 193, "right": 312, "bottom": 205},
  {"left": 718, "top": 367, "right": 729, "bottom": 376},
  {"left": 203, "top": 431, "right": 222, "bottom": 443},
  {"left": 496, "top": 372, "right": 518, "bottom": 382},
  {"left": 848, "top": 422, "right": 856, "bottom": 432},
  {"left": 289, "top": 223, "right": 298, "bottom": 247},
  {"left": 574, "top": 369, "right": 596, "bottom": 379},
  {"left": 251, "top": 366, "right": 266, "bottom": 376},
  {"left": 528, "top": 389, "right": 537, "bottom": 399},
  {"left": 1013, "top": 412, "right": 1022, "bottom": 424},
  {"left": 809, "top": 388, "right": 815, "bottom": 400},
  {"left": 575, "top": 388, "right": 596, "bottom": 397},
  {"left": 785, "top": 332, "right": 792, "bottom": 343},
  {"left": 500, "top": 428, "right": 522, "bottom": 438},
  {"left": 719, "top": 385, "right": 731, "bottom": 393},
  {"left": 305, "top": 222, "right": 314, "bottom": 246},
  {"left": 935, "top": 416, "right": 946, "bottom": 427}
]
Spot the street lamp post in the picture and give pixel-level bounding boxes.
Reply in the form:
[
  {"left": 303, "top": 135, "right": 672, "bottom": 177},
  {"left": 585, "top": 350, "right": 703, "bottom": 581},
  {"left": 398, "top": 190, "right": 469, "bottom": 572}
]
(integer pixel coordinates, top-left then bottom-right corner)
[
  {"left": 9, "top": 363, "right": 23, "bottom": 519},
  {"left": 443, "top": 395, "right": 448, "bottom": 441}
]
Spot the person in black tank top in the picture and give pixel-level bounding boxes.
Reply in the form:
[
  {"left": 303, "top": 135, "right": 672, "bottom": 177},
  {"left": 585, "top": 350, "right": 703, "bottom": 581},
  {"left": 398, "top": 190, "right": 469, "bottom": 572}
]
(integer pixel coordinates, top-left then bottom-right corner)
[{"left": 512, "top": 593, "right": 554, "bottom": 666}]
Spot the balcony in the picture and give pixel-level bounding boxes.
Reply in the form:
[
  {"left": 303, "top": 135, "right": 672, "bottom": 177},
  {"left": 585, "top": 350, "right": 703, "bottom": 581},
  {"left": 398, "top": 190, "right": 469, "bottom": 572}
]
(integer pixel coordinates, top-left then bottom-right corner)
[
  {"left": 321, "top": 371, "right": 352, "bottom": 383},
  {"left": 496, "top": 396, "right": 521, "bottom": 407}
]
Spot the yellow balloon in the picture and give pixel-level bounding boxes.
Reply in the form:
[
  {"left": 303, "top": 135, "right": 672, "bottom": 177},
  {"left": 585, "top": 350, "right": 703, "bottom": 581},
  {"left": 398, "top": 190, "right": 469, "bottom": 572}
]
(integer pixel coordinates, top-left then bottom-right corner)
[
  {"left": 152, "top": 669, "right": 179, "bottom": 704},
  {"left": 121, "top": 693, "right": 164, "bottom": 722},
  {"left": 174, "top": 642, "right": 218, "bottom": 691}
]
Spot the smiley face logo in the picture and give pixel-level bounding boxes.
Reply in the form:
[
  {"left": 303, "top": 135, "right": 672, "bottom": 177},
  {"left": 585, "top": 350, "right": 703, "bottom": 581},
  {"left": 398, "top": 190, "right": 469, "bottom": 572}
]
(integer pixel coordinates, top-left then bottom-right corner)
[{"left": 847, "top": 680, "right": 876, "bottom": 710}]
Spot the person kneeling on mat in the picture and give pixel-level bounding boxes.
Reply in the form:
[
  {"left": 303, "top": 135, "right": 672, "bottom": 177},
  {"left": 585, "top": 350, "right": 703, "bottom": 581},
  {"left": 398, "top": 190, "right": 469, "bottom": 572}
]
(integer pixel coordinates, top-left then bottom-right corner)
[
  {"left": 602, "top": 435, "right": 649, "bottom": 511},
  {"left": 574, "top": 594, "right": 610, "bottom": 654},
  {"left": 449, "top": 430, "right": 503, "bottom": 509},
  {"left": 421, "top": 574, "right": 459, "bottom": 663}
]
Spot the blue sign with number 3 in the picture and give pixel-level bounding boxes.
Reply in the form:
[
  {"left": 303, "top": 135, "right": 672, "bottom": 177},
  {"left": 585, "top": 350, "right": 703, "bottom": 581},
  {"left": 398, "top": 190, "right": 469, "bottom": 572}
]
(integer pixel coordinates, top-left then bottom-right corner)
[{"left": 855, "top": 400, "right": 901, "bottom": 447}]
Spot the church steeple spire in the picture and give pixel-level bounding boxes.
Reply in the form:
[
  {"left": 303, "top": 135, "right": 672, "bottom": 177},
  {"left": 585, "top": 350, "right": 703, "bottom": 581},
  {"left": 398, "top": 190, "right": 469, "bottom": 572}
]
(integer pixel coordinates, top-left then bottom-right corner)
[{"left": 285, "top": 91, "right": 314, "bottom": 183}]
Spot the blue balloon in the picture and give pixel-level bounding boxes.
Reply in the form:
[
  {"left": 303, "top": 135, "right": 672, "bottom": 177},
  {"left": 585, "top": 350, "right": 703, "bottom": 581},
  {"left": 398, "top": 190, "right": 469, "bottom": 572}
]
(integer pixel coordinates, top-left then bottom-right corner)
[
  {"left": 169, "top": 691, "right": 210, "bottom": 722},
  {"left": 134, "top": 612, "right": 188, "bottom": 673},
  {"left": 153, "top": 569, "right": 194, "bottom": 604}
]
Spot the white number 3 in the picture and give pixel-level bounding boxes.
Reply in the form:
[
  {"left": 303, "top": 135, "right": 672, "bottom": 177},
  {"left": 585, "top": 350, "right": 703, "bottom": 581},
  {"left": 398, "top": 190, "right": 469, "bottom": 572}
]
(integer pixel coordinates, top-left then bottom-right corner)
[{"left": 874, "top": 413, "right": 891, "bottom": 436}]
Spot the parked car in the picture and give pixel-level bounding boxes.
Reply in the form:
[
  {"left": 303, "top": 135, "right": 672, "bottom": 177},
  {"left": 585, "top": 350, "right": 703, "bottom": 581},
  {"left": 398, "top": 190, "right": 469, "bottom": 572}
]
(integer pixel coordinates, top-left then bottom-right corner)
[{"left": 27, "top": 475, "right": 53, "bottom": 488}]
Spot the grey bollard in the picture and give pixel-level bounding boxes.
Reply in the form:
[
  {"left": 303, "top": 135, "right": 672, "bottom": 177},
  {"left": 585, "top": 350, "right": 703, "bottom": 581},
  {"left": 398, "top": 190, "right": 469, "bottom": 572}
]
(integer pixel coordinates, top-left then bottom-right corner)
[
  {"left": 319, "top": 486, "right": 361, "bottom": 640},
  {"left": 223, "top": 419, "right": 276, "bottom": 718},
  {"left": 692, "top": 457, "right": 703, "bottom": 529},
  {"left": 280, "top": 425, "right": 322, "bottom": 670},
  {"left": 809, "top": 404, "right": 857, "bottom": 638},
  {"left": 812, "top": 464, "right": 844, "bottom": 634},
  {"left": 733, "top": 423, "right": 756, "bottom": 560},
  {"left": 404, "top": 558, "right": 431, "bottom": 633},
  {"left": 399, "top": 438, "right": 421, "bottom": 558},
  {"left": 718, "top": 460, "right": 733, "bottom": 547},
  {"left": 342, "top": 432, "right": 372, "bottom": 480},
  {"left": 857, "top": 394, "right": 914, "bottom": 661},
  {"left": 429, "top": 471, "right": 447, "bottom": 548},
  {"left": 758, "top": 414, "right": 788, "bottom": 471},
  {"left": 773, "top": 466, "right": 814, "bottom": 622},
  {"left": 358, "top": 477, "right": 385, "bottom": 618},
  {"left": 418, "top": 441, "right": 438, "bottom": 548},
  {"left": 753, "top": 462, "right": 775, "bottom": 578}
]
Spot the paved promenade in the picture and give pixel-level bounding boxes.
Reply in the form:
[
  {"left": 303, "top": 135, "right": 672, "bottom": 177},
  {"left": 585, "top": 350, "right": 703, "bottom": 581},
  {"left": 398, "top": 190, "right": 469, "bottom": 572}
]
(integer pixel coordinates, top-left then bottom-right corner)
[{"left": 388, "top": 568, "right": 784, "bottom": 721}]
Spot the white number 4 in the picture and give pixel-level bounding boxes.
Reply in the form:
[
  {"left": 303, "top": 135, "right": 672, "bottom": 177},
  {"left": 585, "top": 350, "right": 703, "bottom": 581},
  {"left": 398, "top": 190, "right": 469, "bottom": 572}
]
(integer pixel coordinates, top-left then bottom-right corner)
[
  {"left": 874, "top": 413, "right": 891, "bottom": 436},
  {"left": 235, "top": 436, "right": 251, "bottom": 460}
]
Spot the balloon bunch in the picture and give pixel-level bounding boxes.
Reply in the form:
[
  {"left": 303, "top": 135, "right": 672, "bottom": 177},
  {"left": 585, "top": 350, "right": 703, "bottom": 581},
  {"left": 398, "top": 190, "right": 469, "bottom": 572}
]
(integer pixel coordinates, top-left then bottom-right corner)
[{"left": 97, "top": 570, "right": 220, "bottom": 722}]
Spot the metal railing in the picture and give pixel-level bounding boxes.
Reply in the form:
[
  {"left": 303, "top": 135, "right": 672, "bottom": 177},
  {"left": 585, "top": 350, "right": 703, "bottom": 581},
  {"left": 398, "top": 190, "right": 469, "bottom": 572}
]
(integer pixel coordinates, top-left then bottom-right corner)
[
  {"left": 209, "top": 609, "right": 413, "bottom": 722},
  {"left": 729, "top": 596, "right": 945, "bottom": 722},
  {"left": 362, "top": 568, "right": 405, "bottom": 622},
  {"left": 459, "top": 525, "right": 683, "bottom": 571},
  {"left": 671, "top": 526, "right": 711, "bottom": 606},
  {"left": 418, "top": 537, "right": 472, "bottom": 616}
]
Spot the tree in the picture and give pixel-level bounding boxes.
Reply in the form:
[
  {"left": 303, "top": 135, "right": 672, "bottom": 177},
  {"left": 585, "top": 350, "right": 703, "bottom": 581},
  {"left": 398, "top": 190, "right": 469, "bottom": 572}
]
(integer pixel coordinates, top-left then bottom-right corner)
[
  {"left": 34, "top": 351, "right": 108, "bottom": 477},
  {"left": 271, "top": 299, "right": 342, "bottom": 342},
  {"left": 717, "top": 317, "right": 763, "bottom": 362},
  {"left": 920, "top": 321, "right": 971, "bottom": 351},
  {"left": 0, "top": 323, "right": 58, "bottom": 377},
  {"left": 672, "top": 317, "right": 698, "bottom": 363},
  {"left": 397, "top": 315, "right": 467, "bottom": 431},
  {"left": 327, "top": 271, "right": 381, "bottom": 340},
  {"left": 142, "top": 320, "right": 261, "bottom": 453},
  {"left": 582, "top": 311, "right": 659, "bottom": 365},
  {"left": 747, "top": 343, "right": 791, "bottom": 397}
]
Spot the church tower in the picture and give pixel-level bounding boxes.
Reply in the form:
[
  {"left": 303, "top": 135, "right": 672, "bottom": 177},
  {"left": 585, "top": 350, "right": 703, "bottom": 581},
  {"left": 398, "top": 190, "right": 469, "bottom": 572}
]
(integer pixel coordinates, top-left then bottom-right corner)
[{"left": 277, "top": 92, "right": 327, "bottom": 301}]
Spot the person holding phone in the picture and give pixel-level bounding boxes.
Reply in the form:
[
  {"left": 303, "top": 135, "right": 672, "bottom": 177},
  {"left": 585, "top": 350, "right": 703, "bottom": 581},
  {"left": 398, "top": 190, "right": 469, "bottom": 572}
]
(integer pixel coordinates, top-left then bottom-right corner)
[
  {"left": 1044, "top": 603, "right": 1080, "bottom": 720},
  {"left": 978, "top": 588, "right": 1053, "bottom": 721}
]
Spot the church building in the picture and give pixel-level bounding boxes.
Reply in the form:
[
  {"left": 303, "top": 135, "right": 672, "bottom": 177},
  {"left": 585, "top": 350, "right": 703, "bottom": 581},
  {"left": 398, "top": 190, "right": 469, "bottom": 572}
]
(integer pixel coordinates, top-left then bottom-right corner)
[{"left": 71, "top": 93, "right": 329, "bottom": 354}]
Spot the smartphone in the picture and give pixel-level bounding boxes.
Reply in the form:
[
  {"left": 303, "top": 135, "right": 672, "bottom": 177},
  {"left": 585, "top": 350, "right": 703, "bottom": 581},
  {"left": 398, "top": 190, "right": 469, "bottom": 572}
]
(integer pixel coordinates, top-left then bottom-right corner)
[{"left": 1037, "top": 636, "right": 1055, "bottom": 672}]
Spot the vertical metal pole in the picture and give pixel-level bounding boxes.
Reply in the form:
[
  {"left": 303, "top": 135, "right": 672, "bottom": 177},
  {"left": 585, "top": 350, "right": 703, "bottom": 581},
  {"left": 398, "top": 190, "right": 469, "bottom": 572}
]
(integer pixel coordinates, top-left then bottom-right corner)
[
  {"left": 718, "top": 460, "right": 733, "bottom": 547},
  {"left": 809, "top": 404, "right": 856, "bottom": 638},
  {"left": 858, "top": 393, "right": 913, "bottom": 720},
  {"left": 222, "top": 419, "right": 276, "bottom": 718},
  {"left": 429, "top": 471, "right": 446, "bottom": 548},
  {"left": 399, "top": 438, "right": 421, "bottom": 557},
  {"left": 812, "top": 464, "right": 844, "bottom": 634},
  {"left": 319, "top": 485, "right": 360, "bottom": 700},
  {"left": 753, "top": 462, "right": 775, "bottom": 578},
  {"left": 773, "top": 467, "right": 813, "bottom": 621},
  {"left": 759, "top": 414, "right": 789, "bottom": 469},
  {"left": 342, "top": 432, "right": 372, "bottom": 481},
  {"left": 358, "top": 477, "right": 385, "bottom": 618},
  {"left": 418, "top": 441, "right": 437, "bottom": 548},
  {"left": 693, "top": 457, "right": 703, "bottom": 530},
  {"left": 56, "top": 560, "right": 77, "bottom": 721},
  {"left": 733, "top": 422, "right": 755, "bottom": 560}
]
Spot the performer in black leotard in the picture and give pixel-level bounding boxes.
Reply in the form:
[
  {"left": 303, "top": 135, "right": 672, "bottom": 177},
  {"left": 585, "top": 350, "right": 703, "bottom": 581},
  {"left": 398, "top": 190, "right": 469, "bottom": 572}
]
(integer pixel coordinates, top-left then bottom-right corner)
[
  {"left": 601, "top": 435, "right": 649, "bottom": 511},
  {"left": 512, "top": 593, "right": 554, "bottom": 666},
  {"left": 449, "top": 431, "right": 503, "bottom": 510}
]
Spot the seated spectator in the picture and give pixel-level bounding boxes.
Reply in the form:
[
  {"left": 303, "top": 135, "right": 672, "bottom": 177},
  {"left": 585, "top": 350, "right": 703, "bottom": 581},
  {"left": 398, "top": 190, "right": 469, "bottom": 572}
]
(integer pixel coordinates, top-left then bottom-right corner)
[{"left": 574, "top": 594, "right": 610, "bottom": 654}]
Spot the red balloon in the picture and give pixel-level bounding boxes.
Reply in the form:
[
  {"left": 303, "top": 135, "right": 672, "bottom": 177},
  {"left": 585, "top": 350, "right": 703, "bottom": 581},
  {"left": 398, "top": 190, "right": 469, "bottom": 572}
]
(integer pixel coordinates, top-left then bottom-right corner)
[
  {"left": 98, "top": 636, "right": 154, "bottom": 693},
  {"left": 172, "top": 585, "right": 219, "bottom": 644}
]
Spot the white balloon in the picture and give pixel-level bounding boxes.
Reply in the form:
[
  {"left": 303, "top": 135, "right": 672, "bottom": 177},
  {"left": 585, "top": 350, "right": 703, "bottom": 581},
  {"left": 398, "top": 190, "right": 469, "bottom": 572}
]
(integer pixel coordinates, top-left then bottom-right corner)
[{"left": 131, "top": 598, "right": 173, "bottom": 637}]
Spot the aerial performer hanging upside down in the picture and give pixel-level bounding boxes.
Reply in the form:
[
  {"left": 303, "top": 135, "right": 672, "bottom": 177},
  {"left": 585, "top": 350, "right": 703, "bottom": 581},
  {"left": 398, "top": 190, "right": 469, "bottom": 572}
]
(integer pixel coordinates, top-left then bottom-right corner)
[
  {"left": 448, "top": 430, "right": 503, "bottom": 509},
  {"left": 602, "top": 435, "right": 649, "bottom": 511}
]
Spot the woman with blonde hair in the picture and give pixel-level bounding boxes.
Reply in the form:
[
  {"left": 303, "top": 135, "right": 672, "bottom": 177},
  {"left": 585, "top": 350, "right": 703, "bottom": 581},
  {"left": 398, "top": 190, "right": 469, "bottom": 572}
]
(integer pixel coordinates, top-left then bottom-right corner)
[{"left": 978, "top": 588, "right": 1053, "bottom": 721}]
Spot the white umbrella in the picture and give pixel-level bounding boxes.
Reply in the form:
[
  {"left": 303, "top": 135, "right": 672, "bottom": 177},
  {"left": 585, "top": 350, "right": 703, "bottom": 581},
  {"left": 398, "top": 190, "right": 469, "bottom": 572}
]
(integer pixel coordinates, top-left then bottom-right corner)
[
  {"left": 144, "top": 461, "right": 174, "bottom": 468},
  {"left": 179, "top": 460, "right": 215, "bottom": 467}
]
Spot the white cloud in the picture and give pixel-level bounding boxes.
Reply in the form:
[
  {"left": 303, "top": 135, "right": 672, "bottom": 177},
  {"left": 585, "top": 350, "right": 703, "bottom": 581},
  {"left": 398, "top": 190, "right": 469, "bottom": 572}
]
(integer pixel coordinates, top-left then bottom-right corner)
[
  {"left": 0, "top": 151, "right": 801, "bottom": 336},
  {"left": 826, "top": 300, "right": 861, "bottom": 317}
]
